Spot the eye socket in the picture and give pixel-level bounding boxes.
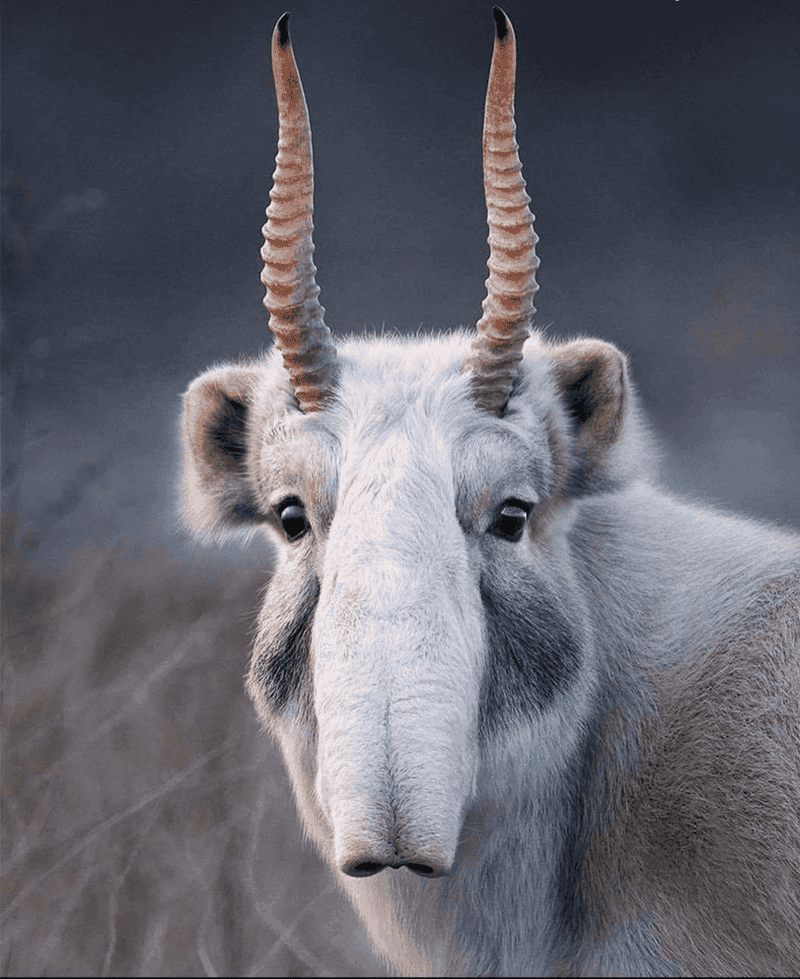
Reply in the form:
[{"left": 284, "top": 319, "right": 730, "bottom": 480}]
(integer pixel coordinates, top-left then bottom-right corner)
[
  {"left": 489, "top": 500, "right": 531, "bottom": 543},
  {"left": 276, "top": 498, "right": 310, "bottom": 542}
]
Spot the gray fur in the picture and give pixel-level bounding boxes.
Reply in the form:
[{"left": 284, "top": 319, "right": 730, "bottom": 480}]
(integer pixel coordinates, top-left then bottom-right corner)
[
  {"left": 180, "top": 332, "right": 800, "bottom": 975},
  {"left": 177, "top": 15, "right": 800, "bottom": 972}
]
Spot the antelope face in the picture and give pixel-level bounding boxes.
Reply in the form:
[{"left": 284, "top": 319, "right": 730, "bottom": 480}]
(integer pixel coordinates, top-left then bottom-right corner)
[
  {"left": 180, "top": 8, "right": 625, "bottom": 881},
  {"left": 234, "top": 334, "right": 592, "bottom": 879}
]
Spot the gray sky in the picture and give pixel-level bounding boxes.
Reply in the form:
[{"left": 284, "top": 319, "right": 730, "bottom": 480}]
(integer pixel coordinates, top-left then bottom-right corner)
[{"left": 4, "top": 0, "right": 799, "bottom": 566}]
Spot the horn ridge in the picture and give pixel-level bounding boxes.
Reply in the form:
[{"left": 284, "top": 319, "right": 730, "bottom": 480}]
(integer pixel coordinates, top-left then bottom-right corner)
[
  {"left": 261, "top": 13, "right": 337, "bottom": 412},
  {"left": 467, "top": 7, "right": 540, "bottom": 415}
]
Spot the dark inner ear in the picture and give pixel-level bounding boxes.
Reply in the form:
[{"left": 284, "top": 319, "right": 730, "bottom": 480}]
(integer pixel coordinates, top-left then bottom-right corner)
[
  {"left": 549, "top": 339, "right": 628, "bottom": 495},
  {"left": 208, "top": 393, "right": 248, "bottom": 466},
  {"left": 203, "top": 391, "right": 264, "bottom": 522},
  {"left": 182, "top": 364, "right": 269, "bottom": 533},
  {"left": 562, "top": 368, "right": 600, "bottom": 426}
]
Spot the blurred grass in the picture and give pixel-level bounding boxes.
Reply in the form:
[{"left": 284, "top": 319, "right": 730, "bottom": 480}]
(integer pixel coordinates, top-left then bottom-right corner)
[{"left": 1, "top": 518, "right": 385, "bottom": 977}]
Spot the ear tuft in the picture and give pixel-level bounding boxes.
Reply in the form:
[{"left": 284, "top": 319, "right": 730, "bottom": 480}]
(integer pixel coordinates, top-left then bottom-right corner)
[{"left": 548, "top": 339, "right": 629, "bottom": 493}]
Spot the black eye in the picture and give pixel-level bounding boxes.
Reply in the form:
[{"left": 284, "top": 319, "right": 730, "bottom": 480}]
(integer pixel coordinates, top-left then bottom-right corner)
[
  {"left": 490, "top": 501, "right": 530, "bottom": 542},
  {"left": 276, "top": 498, "right": 310, "bottom": 542}
]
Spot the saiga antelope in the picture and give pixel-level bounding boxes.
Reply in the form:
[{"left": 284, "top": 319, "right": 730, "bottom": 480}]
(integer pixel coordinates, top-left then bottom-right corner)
[{"left": 179, "top": 9, "right": 800, "bottom": 976}]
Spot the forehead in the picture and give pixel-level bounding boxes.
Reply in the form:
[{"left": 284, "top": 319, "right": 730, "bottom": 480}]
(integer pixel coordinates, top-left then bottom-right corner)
[
  {"left": 255, "top": 333, "right": 554, "bottom": 510},
  {"left": 453, "top": 425, "right": 553, "bottom": 510}
]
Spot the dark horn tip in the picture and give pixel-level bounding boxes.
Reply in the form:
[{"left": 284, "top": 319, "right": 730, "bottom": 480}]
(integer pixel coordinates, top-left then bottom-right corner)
[
  {"left": 492, "top": 6, "right": 509, "bottom": 40},
  {"left": 276, "top": 12, "right": 291, "bottom": 47}
]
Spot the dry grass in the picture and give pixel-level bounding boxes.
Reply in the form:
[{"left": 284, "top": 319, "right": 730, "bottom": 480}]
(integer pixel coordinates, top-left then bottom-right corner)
[{"left": 1, "top": 520, "right": 384, "bottom": 977}]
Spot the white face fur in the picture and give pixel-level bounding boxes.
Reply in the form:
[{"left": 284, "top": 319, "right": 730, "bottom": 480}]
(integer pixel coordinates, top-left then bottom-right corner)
[
  {"left": 180, "top": 331, "right": 596, "bottom": 878},
  {"left": 177, "top": 10, "right": 632, "bottom": 883},
  {"left": 178, "top": 12, "right": 800, "bottom": 974}
]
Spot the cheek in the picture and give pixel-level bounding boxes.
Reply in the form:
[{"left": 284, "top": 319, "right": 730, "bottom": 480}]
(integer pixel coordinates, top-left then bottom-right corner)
[
  {"left": 478, "top": 564, "right": 587, "bottom": 741},
  {"left": 246, "top": 570, "right": 318, "bottom": 726}
]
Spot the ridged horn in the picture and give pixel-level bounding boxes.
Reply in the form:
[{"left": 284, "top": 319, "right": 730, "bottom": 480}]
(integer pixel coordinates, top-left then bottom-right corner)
[
  {"left": 466, "top": 7, "right": 539, "bottom": 415},
  {"left": 261, "top": 12, "right": 337, "bottom": 411}
]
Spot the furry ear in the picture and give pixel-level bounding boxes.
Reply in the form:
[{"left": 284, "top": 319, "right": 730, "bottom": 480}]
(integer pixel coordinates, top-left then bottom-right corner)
[
  {"left": 548, "top": 339, "right": 629, "bottom": 493},
  {"left": 180, "top": 363, "right": 265, "bottom": 536}
]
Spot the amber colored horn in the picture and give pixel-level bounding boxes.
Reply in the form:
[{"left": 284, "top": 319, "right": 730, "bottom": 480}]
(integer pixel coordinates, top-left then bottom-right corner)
[
  {"left": 261, "top": 13, "right": 337, "bottom": 411},
  {"left": 466, "top": 7, "right": 539, "bottom": 415}
]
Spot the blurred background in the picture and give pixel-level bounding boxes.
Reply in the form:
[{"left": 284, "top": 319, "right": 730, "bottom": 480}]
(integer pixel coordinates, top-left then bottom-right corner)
[{"left": 3, "top": 0, "right": 798, "bottom": 975}]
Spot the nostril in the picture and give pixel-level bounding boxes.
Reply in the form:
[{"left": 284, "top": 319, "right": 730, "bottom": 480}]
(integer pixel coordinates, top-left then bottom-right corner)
[
  {"left": 341, "top": 858, "right": 447, "bottom": 879},
  {"left": 341, "top": 860, "right": 387, "bottom": 878},
  {"left": 406, "top": 862, "right": 444, "bottom": 878}
]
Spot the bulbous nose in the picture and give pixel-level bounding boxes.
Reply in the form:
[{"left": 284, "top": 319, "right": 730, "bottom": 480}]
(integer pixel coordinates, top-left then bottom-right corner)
[{"left": 341, "top": 856, "right": 449, "bottom": 878}]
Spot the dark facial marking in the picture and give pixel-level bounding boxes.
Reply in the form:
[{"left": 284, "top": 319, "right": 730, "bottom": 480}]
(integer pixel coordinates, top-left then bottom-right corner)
[
  {"left": 252, "top": 576, "right": 318, "bottom": 716},
  {"left": 478, "top": 568, "right": 583, "bottom": 741}
]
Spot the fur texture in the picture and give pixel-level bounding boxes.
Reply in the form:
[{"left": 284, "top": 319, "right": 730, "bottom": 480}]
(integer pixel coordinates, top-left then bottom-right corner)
[{"left": 180, "top": 330, "right": 800, "bottom": 976}]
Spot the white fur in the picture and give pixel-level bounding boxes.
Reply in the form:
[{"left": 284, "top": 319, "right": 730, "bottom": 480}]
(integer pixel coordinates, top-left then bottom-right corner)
[{"left": 181, "top": 330, "right": 800, "bottom": 976}]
